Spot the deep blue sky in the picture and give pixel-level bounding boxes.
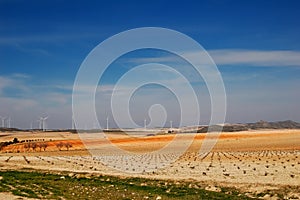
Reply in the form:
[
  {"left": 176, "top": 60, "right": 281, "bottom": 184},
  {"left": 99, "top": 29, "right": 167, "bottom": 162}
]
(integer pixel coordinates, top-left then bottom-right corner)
[{"left": 0, "top": 0, "right": 300, "bottom": 129}]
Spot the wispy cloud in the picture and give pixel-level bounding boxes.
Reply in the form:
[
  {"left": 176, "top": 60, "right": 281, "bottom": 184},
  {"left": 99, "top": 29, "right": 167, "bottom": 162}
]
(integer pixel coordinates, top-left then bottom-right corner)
[
  {"left": 11, "top": 73, "right": 31, "bottom": 79},
  {"left": 0, "top": 74, "right": 71, "bottom": 105},
  {"left": 13, "top": 43, "right": 51, "bottom": 56},
  {"left": 0, "top": 27, "right": 111, "bottom": 46},
  {"left": 0, "top": 74, "right": 31, "bottom": 95},
  {"left": 0, "top": 76, "right": 14, "bottom": 94},
  {"left": 0, "top": 74, "right": 73, "bottom": 128},
  {"left": 209, "top": 49, "right": 300, "bottom": 67},
  {"left": 126, "top": 49, "right": 300, "bottom": 67},
  {"left": 0, "top": 34, "right": 87, "bottom": 45}
]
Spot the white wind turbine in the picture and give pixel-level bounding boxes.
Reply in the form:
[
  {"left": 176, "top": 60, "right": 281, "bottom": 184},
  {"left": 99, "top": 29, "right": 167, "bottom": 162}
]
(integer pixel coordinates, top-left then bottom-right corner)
[
  {"left": 0, "top": 116, "right": 6, "bottom": 128},
  {"left": 39, "top": 116, "right": 48, "bottom": 131},
  {"left": 37, "top": 119, "right": 42, "bottom": 130},
  {"left": 106, "top": 117, "right": 109, "bottom": 130},
  {"left": 72, "top": 115, "right": 75, "bottom": 129},
  {"left": 144, "top": 119, "right": 147, "bottom": 130},
  {"left": 7, "top": 117, "right": 11, "bottom": 128}
]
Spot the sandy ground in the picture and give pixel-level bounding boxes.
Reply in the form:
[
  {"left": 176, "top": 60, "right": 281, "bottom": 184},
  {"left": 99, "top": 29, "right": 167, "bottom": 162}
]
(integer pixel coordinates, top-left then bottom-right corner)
[
  {"left": 0, "top": 192, "right": 38, "bottom": 200},
  {"left": 1, "top": 129, "right": 300, "bottom": 196}
]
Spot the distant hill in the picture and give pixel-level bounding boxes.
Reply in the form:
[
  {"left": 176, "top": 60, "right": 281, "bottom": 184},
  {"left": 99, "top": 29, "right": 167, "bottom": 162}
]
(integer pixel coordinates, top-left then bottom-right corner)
[
  {"left": 247, "top": 120, "right": 300, "bottom": 129},
  {"left": 197, "top": 120, "right": 300, "bottom": 133},
  {"left": 1, "top": 120, "right": 300, "bottom": 133},
  {"left": 0, "top": 127, "right": 22, "bottom": 132}
]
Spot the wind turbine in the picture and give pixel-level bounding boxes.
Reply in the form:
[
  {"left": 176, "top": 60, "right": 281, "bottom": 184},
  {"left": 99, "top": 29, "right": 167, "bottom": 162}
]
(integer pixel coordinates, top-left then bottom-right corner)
[
  {"left": 72, "top": 115, "right": 75, "bottom": 129},
  {"left": 93, "top": 121, "right": 97, "bottom": 129},
  {"left": 37, "top": 119, "right": 42, "bottom": 130},
  {"left": 106, "top": 117, "right": 109, "bottom": 130},
  {"left": 7, "top": 117, "right": 11, "bottom": 128},
  {"left": 0, "top": 116, "right": 6, "bottom": 128},
  {"left": 43, "top": 118, "right": 48, "bottom": 131},
  {"left": 39, "top": 116, "right": 48, "bottom": 131}
]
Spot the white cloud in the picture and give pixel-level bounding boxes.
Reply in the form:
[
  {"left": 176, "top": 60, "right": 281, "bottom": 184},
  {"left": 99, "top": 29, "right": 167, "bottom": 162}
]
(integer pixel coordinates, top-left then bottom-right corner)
[
  {"left": 11, "top": 73, "right": 31, "bottom": 79},
  {"left": 209, "top": 49, "right": 300, "bottom": 66},
  {"left": 0, "top": 74, "right": 32, "bottom": 95},
  {"left": 0, "top": 74, "right": 73, "bottom": 128},
  {"left": 0, "top": 29, "right": 109, "bottom": 46},
  {"left": 126, "top": 49, "right": 300, "bottom": 67},
  {"left": 0, "top": 76, "right": 13, "bottom": 94}
]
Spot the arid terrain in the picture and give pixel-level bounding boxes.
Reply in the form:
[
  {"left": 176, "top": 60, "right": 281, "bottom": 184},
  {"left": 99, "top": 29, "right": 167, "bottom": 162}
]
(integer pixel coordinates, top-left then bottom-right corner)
[{"left": 0, "top": 128, "right": 300, "bottom": 199}]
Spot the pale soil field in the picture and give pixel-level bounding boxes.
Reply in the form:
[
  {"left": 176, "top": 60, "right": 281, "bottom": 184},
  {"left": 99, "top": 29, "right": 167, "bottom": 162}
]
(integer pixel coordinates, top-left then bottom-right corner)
[
  {"left": 1, "top": 129, "right": 300, "bottom": 198},
  {"left": 0, "top": 192, "right": 38, "bottom": 200}
]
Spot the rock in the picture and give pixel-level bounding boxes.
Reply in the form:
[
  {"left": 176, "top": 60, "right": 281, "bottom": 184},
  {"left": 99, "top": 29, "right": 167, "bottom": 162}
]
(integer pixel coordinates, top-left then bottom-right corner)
[
  {"left": 68, "top": 173, "right": 74, "bottom": 177},
  {"left": 287, "top": 192, "right": 300, "bottom": 200},
  {"left": 156, "top": 196, "right": 162, "bottom": 200},
  {"left": 60, "top": 176, "right": 65, "bottom": 179},
  {"left": 85, "top": 174, "right": 92, "bottom": 179},
  {"left": 205, "top": 185, "right": 221, "bottom": 192},
  {"left": 75, "top": 174, "right": 84, "bottom": 179},
  {"left": 262, "top": 194, "right": 270, "bottom": 199}
]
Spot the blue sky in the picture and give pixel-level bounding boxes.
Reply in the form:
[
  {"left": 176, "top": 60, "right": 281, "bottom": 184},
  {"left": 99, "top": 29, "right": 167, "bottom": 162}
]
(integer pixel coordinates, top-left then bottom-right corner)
[{"left": 0, "top": 0, "right": 300, "bottom": 129}]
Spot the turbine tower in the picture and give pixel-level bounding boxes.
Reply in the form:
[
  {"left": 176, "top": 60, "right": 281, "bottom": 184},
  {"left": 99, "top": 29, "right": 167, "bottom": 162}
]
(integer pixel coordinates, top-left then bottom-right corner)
[
  {"left": 144, "top": 119, "right": 147, "bottom": 130},
  {"left": 0, "top": 116, "right": 6, "bottom": 128},
  {"left": 37, "top": 119, "right": 42, "bottom": 130},
  {"left": 106, "top": 117, "right": 109, "bottom": 130},
  {"left": 7, "top": 117, "right": 11, "bottom": 128},
  {"left": 72, "top": 115, "right": 75, "bottom": 129},
  {"left": 39, "top": 116, "right": 48, "bottom": 131}
]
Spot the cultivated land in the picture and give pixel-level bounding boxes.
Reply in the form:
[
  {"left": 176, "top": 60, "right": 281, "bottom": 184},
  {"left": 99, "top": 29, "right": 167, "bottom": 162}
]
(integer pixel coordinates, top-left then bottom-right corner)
[{"left": 0, "top": 129, "right": 299, "bottom": 199}]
